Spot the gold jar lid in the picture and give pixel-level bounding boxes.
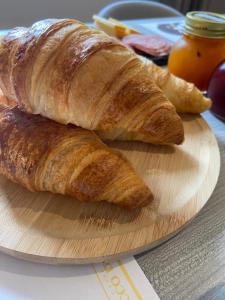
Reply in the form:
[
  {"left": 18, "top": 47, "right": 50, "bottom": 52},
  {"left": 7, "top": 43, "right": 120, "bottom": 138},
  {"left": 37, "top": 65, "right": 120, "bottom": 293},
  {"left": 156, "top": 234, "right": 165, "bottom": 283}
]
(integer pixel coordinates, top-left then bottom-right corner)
[{"left": 185, "top": 11, "right": 225, "bottom": 38}]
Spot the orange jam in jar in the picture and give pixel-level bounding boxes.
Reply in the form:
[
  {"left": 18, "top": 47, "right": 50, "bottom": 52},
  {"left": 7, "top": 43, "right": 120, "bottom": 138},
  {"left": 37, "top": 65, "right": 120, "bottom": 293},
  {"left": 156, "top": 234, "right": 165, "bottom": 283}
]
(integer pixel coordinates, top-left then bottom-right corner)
[{"left": 168, "top": 11, "right": 225, "bottom": 90}]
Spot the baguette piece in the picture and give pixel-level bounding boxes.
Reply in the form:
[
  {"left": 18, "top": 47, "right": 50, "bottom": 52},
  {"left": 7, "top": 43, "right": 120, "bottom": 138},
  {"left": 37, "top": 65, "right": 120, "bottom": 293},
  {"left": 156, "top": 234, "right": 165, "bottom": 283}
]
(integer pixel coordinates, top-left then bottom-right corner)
[
  {"left": 0, "top": 18, "right": 184, "bottom": 145},
  {"left": 141, "top": 58, "right": 212, "bottom": 113},
  {"left": 0, "top": 104, "right": 153, "bottom": 209}
]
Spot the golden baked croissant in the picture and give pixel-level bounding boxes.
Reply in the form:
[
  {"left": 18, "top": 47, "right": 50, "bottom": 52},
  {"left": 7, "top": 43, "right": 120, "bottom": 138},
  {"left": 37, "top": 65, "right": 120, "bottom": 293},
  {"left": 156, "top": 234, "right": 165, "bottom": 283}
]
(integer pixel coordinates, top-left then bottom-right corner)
[
  {"left": 0, "top": 19, "right": 184, "bottom": 145},
  {"left": 0, "top": 88, "right": 16, "bottom": 107},
  {"left": 0, "top": 104, "right": 153, "bottom": 209},
  {"left": 141, "top": 58, "right": 212, "bottom": 113}
]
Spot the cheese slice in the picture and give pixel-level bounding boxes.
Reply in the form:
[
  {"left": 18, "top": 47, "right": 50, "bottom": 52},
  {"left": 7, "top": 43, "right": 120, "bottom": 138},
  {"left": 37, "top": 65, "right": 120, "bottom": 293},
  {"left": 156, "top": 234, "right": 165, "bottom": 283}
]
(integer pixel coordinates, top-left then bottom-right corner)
[{"left": 93, "top": 15, "right": 140, "bottom": 38}]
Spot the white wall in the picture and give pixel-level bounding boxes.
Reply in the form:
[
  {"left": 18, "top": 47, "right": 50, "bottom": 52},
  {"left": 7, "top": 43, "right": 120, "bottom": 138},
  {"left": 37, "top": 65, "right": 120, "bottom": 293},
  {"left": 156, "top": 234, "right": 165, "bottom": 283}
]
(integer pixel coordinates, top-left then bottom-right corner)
[
  {"left": 0, "top": 0, "right": 115, "bottom": 28},
  {"left": 1, "top": 0, "right": 225, "bottom": 29}
]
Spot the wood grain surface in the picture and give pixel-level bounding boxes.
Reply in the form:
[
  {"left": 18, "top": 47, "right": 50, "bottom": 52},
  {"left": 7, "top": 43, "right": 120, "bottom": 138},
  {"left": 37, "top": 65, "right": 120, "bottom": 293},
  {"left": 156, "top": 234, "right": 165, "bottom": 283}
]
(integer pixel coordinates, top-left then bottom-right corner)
[
  {"left": 136, "top": 111, "right": 224, "bottom": 300},
  {"left": 0, "top": 114, "right": 220, "bottom": 264}
]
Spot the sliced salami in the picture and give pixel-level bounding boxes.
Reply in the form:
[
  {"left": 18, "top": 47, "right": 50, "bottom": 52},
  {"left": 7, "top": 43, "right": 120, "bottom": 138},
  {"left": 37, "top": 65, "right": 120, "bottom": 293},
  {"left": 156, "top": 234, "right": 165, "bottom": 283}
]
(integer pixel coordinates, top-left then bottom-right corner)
[{"left": 122, "top": 34, "right": 173, "bottom": 57}]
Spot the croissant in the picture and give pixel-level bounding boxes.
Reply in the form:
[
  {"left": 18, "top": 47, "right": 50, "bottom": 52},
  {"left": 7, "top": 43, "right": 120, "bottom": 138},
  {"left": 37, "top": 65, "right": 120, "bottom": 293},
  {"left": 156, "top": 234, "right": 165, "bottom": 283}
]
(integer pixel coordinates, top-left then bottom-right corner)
[
  {"left": 141, "top": 57, "right": 212, "bottom": 113},
  {"left": 0, "top": 19, "right": 184, "bottom": 145},
  {"left": 0, "top": 88, "right": 16, "bottom": 107},
  {"left": 0, "top": 104, "right": 153, "bottom": 209}
]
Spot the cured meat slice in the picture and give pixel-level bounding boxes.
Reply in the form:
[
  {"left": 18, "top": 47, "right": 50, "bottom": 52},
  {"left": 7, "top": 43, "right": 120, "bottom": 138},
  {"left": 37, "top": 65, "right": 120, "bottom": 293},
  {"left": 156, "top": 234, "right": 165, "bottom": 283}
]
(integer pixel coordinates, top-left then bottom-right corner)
[{"left": 122, "top": 34, "right": 173, "bottom": 57}]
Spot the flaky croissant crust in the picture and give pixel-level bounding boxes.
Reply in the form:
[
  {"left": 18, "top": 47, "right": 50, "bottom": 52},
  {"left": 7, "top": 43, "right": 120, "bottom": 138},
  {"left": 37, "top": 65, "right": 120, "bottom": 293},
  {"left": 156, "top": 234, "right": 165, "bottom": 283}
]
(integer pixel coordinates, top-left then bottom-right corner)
[
  {"left": 0, "top": 19, "right": 184, "bottom": 145},
  {"left": 141, "top": 57, "right": 212, "bottom": 114},
  {"left": 0, "top": 104, "right": 153, "bottom": 209}
]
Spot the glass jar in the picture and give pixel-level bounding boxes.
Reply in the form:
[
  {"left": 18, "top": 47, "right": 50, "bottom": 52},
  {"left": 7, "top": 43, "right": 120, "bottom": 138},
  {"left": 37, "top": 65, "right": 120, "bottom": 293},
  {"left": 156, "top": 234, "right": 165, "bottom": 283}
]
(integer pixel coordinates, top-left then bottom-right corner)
[{"left": 168, "top": 11, "right": 225, "bottom": 91}]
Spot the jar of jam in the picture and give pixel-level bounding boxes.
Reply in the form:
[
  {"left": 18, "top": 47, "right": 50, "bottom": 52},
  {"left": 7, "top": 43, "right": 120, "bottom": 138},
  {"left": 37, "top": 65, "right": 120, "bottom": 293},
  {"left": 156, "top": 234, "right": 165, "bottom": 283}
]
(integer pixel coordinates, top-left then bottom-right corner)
[{"left": 168, "top": 11, "right": 225, "bottom": 91}]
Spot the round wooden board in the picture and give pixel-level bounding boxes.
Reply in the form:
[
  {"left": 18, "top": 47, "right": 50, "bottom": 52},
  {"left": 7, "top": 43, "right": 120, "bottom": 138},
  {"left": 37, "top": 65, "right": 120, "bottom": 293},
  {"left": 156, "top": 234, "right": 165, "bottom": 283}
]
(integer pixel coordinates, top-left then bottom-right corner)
[{"left": 0, "top": 115, "right": 220, "bottom": 264}]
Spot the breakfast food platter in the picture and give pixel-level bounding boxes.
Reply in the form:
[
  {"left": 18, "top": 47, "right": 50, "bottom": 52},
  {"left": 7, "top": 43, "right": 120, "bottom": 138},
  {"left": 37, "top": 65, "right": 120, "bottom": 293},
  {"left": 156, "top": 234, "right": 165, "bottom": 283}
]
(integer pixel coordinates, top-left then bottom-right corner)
[
  {"left": 0, "top": 18, "right": 221, "bottom": 264},
  {"left": 0, "top": 114, "right": 220, "bottom": 264}
]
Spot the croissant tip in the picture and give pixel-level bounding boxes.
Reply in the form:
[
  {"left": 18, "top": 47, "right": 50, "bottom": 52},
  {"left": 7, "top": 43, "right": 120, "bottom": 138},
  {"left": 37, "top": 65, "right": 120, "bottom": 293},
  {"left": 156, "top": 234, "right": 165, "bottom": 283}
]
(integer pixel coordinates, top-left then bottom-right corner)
[
  {"left": 118, "top": 187, "right": 154, "bottom": 210},
  {"left": 141, "top": 103, "right": 184, "bottom": 145},
  {"left": 206, "top": 98, "right": 212, "bottom": 110},
  {"left": 175, "top": 132, "right": 185, "bottom": 145}
]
